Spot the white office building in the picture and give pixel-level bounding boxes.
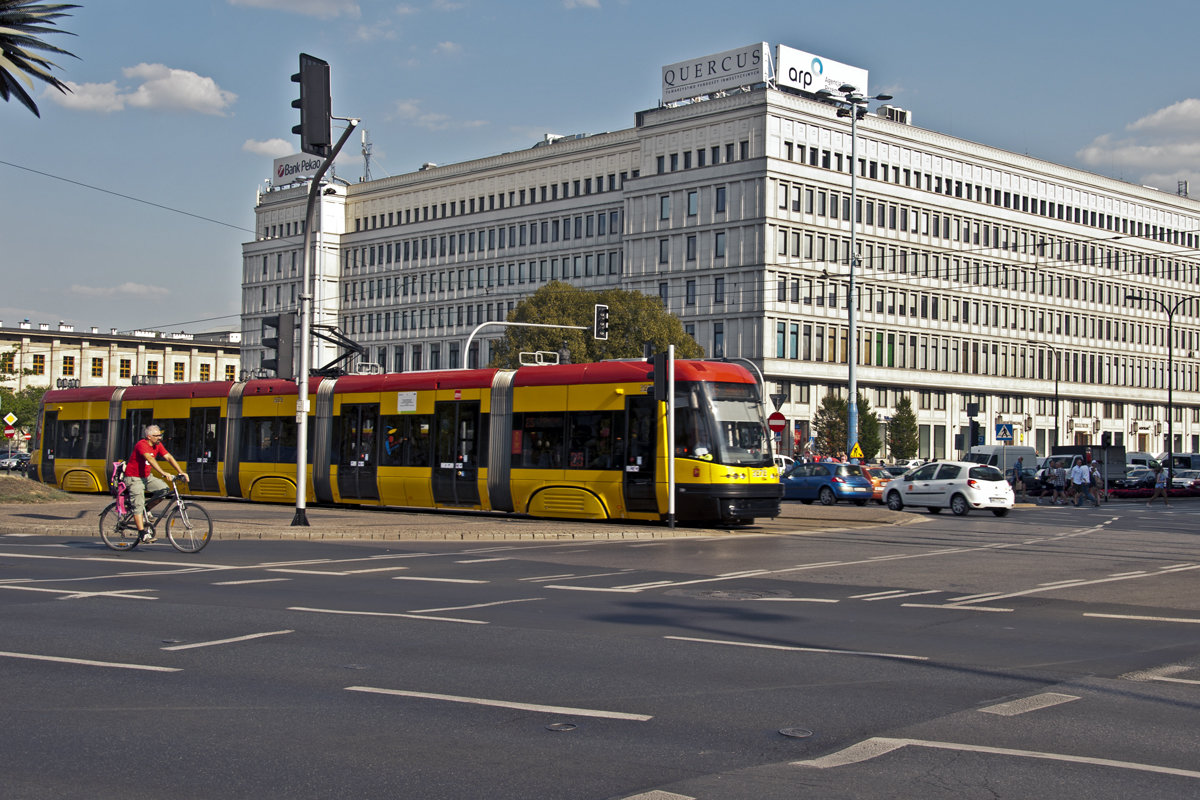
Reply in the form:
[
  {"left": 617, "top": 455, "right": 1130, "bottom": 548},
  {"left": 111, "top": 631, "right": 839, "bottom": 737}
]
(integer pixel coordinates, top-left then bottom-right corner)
[{"left": 242, "top": 42, "right": 1200, "bottom": 461}]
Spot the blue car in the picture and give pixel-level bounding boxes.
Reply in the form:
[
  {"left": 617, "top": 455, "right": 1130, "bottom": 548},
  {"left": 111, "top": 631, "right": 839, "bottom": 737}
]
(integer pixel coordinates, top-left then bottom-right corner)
[{"left": 781, "top": 462, "right": 873, "bottom": 505}]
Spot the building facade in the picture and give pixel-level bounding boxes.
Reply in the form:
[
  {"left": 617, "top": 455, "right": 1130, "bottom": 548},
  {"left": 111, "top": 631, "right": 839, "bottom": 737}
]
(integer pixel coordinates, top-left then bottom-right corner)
[
  {"left": 243, "top": 52, "right": 1200, "bottom": 461},
  {"left": 0, "top": 320, "right": 241, "bottom": 393}
]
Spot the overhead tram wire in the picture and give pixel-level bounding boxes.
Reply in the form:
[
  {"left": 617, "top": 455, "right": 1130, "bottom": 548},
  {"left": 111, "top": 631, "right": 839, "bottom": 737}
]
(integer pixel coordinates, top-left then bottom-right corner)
[{"left": 0, "top": 159, "right": 255, "bottom": 235}]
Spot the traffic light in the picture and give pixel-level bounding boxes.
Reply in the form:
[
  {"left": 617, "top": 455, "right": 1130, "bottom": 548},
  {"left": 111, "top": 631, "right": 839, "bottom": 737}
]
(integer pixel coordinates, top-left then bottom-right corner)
[
  {"left": 969, "top": 419, "right": 981, "bottom": 447},
  {"left": 292, "top": 53, "right": 331, "bottom": 158},
  {"left": 593, "top": 303, "right": 609, "bottom": 341},
  {"left": 262, "top": 312, "right": 296, "bottom": 379}
]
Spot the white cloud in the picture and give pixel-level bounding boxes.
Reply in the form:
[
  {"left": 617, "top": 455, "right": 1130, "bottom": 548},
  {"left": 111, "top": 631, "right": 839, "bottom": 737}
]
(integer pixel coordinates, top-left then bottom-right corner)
[
  {"left": 71, "top": 283, "right": 171, "bottom": 298},
  {"left": 389, "top": 98, "right": 485, "bottom": 131},
  {"left": 226, "top": 0, "right": 360, "bottom": 18},
  {"left": 1076, "top": 99, "right": 1200, "bottom": 191},
  {"left": 434, "top": 41, "right": 461, "bottom": 55},
  {"left": 564, "top": 0, "right": 601, "bottom": 7},
  {"left": 46, "top": 65, "right": 236, "bottom": 115},
  {"left": 431, "top": 0, "right": 464, "bottom": 10},
  {"left": 243, "top": 138, "right": 294, "bottom": 158},
  {"left": 355, "top": 20, "right": 398, "bottom": 40}
]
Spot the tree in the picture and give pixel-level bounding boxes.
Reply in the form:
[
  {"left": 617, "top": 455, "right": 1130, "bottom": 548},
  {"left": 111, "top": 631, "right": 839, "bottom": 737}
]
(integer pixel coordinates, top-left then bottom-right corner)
[
  {"left": 488, "top": 282, "right": 705, "bottom": 368},
  {"left": 888, "top": 394, "right": 919, "bottom": 460},
  {"left": 0, "top": 385, "right": 46, "bottom": 433},
  {"left": 812, "top": 392, "right": 845, "bottom": 458},
  {"left": 856, "top": 392, "right": 882, "bottom": 462},
  {"left": 812, "top": 390, "right": 881, "bottom": 461},
  {"left": 0, "top": 1, "right": 78, "bottom": 118}
]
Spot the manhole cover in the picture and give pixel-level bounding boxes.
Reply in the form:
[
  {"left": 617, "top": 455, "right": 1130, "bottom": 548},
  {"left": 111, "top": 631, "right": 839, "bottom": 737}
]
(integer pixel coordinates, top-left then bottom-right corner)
[{"left": 779, "top": 727, "right": 813, "bottom": 738}]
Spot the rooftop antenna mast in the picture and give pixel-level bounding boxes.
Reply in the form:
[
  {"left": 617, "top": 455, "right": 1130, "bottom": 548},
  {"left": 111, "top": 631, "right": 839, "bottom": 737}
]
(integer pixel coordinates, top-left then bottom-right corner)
[{"left": 361, "top": 129, "right": 372, "bottom": 182}]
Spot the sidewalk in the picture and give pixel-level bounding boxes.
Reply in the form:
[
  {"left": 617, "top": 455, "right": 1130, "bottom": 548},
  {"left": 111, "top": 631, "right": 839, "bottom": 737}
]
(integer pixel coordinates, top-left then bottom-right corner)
[{"left": 0, "top": 487, "right": 916, "bottom": 542}]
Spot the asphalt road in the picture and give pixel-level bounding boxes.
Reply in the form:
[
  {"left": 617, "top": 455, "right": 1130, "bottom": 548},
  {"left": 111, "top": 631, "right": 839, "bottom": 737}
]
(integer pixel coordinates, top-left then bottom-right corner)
[{"left": 1, "top": 501, "right": 1198, "bottom": 799}]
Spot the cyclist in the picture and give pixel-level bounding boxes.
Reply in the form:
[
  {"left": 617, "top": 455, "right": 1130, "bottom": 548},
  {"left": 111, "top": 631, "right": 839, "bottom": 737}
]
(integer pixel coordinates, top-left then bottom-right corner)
[{"left": 125, "top": 425, "right": 189, "bottom": 543}]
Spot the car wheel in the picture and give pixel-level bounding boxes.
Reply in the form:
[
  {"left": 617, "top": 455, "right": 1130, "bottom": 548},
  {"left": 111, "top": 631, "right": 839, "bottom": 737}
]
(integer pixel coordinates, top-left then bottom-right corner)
[
  {"left": 927, "top": 507, "right": 942, "bottom": 514},
  {"left": 853, "top": 499, "right": 868, "bottom": 506},
  {"left": 886, "top": 492, "right": 904, "bottom": 511},
  {"left": 818, "top": 487, "right": 836, "bottom": 505},
  {"left": 950, "top": 494, "right": 970, "bottom": 516},
  {"left": 991, "top": 508, "right": 1010, "bottom": 517}
]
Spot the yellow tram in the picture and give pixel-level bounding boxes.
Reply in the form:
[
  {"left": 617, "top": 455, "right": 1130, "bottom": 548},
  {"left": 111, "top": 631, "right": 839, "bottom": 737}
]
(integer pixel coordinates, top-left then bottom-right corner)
[{"left": 31, "top": 360, "right": 782, "bottom": 525}]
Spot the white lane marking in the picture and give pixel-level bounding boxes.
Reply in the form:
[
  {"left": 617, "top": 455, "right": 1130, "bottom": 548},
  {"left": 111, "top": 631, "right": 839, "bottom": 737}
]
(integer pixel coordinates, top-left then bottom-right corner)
[
  {"left": 665, "top": 635, "right": 927, "bottom": 662},
  {"left": 455, "top": 558, "right": 509, "bottom": 563},
  {"left": 392, "top": 576, "right": 488, "bottom": 584},
  {"left": 268, "top": 566, "right": 408, "bottom": 575},
  {"left": 979, "top": 692, "right": 1080, "bottom": 716},
  {"left": 344, "top": 686, "right": 652, "bottom": 721},
  {"left": 212, "top": 578, "right": 291, "bottom": 586},
  {"left": 519, "top": 573, "right": 577, "bottom": 581},
  {"left": 903, "top": 602, "right": 1013, "bottom": 612},
  {"left": 0, "top": 650, "right": 180, "bottom": 672},
  {"left": 1108, "top": 571, "right": 1147, "bottom": 577},
  {"left": 749, "top": 597, "right": 839, "bottom": 604},
  {"left": 408, "top": 597, "right": 543, "bottom": 613},
  {"left": 1085, "top": 612, "right": 1200, "bottom": 624},
  {"left": 288, "top": 606, "right": 487, "bottom": 624},
  {"left": 1123, "top": 665, "right": 1200, "bottom": 685},
  {"left": 160, "top": 629, "right": 294, "bottom": 651},
  {"left": 544, "top": 585, "right": 642, "bottom": 593},
  {"left": 0, "top": 585, "right": 156, "bottom": 601},
  {"left": 521, "top": 570, "right": 633, "bottom": 583},
  {"left": 0, "top": 551, "right": 227, "bottom": 569},
  {"left": 941, "top": 564, "right": 1200, "bottom": 608},
  {"left": 792, "top": 736, "right": 1200, "bottom": 779},
  {"left": 850, "top": 589, "right": 907, "bottom": 599},
  {"left": 861, "top": 589, "right": 939, "bottom": 601}
]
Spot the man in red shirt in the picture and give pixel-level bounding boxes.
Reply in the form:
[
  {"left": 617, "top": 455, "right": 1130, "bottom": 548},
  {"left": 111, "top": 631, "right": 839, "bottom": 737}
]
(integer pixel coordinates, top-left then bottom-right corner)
[{"left": 125, "top": 424, "right": 189, "bottom": 543}]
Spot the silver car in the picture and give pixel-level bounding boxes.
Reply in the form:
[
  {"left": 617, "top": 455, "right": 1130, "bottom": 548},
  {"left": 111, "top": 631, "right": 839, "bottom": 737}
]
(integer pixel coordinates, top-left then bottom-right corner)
[{"left": 883, "top": 460, "right": 1014, "bottom": 516}]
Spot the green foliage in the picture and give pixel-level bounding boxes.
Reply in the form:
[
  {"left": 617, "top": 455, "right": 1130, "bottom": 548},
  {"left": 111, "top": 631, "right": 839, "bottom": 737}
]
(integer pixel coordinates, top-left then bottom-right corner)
[
  {"left": 887, "top": 394, "right": 920, "bottom": 460},
  {"left": 813, "top": 390, "right": 881, "bottom": 461},
  {"left": 0, "top": 2, "right": 79, "bottom": 118},
  {"left": 812, "top": 393, "right": 846, "bottom": 457},
  {"left": 489, "top": 282, "right": 705, "bottom": 367},
  {"left": 0, "top": 385, "right": 47, "bottom": 432}
]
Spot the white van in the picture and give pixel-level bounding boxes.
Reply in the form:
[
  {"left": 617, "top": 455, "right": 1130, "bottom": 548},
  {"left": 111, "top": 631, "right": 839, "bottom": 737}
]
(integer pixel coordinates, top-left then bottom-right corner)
[
  {"left": 1126, "top": 451, "right": 1161, "bottom": 470},
  {"left": 965, "top": 445, "right": 1036, "bottom": 476}
]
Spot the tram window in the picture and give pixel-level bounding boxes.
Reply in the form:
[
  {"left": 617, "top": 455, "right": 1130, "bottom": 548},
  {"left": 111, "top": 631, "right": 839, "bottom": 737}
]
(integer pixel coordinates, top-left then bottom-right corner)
[
  {"left": 158, "top": 419, "right": 187, "bottom": 456},
  {"left": 673, "top": 407, "right": 712, "bottom": 459},
  {"left": 512, "top": 413, "right": 565, "bottom": 469},
  {"left": 567, "top": 410, "right": 624, "bottom": 469},
  {"left": 240, "top": 417, "right": 298, "bottom": 463},
  {"left": 379, "top": 415, "right": 433, "bottom": 467},
  {"left": 85, "top": 420, "right": 108, "bottom": 460},
  {"left": 57, "top": 421, "right": 85, "bottom": 459}
]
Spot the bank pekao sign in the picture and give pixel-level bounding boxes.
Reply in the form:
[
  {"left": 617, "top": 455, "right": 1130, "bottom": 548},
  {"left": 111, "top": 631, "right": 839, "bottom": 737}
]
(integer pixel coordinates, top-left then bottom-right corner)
[
  {"left": 775, "top": 44, "right": 869, "bottom": 97},
  {"left": 272, "top": 153, "right": 324, "bottom": 186},
  {"left": 661, "top": 43, "right": 769, "bottom": 104}
]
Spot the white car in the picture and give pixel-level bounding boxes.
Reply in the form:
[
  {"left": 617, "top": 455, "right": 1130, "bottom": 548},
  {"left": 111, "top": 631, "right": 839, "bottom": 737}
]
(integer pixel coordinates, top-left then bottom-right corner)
[
  {"left": 773, "top": 454, "right": 795, "bottom": 473},
  {"left": 883, "top": 460, "right": 1014, "bottom": 516}
]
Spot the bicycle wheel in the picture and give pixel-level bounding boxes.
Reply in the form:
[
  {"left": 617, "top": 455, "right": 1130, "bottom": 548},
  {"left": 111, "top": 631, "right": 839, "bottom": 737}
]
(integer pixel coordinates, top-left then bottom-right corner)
[
  {"left": 99, "top": 503, "right": 140, "bottom": 551},
  {"left": 164, "top": 501, "right": 212, "bottom": 553}
]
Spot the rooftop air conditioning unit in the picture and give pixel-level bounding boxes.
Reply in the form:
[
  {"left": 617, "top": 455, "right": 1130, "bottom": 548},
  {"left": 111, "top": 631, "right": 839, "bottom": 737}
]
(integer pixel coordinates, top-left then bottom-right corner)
[{"left": 879, "top": 105, "right": 912, "bottom": 125}]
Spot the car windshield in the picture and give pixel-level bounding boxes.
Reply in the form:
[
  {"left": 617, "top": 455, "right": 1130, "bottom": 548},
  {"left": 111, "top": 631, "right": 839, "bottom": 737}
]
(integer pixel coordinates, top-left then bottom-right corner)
[
  {"left": 701, "top": 382, "right": 771, "bottom": 467},
  {"left": 835, "top": 464, "right": 864, "bottom": 478},
  {"left": 969, "top": 465, "right": 1005, "bottom": 481}
]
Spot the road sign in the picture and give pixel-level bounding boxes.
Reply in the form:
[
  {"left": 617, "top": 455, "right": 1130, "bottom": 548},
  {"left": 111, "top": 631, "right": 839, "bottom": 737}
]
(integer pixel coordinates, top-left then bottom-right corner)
[
  {"left": 3, "top": 412, "right": 15, "bottom": 426},
  {"left": 995, "top": 423, "right": 1014, "bottom": 442},
  {"left": 767, "top": 411, "right": 786, "bottom": 433},
  {"left": 769, "top": 393, "right": 786, "bottom": 410},
  {"left": 850, "top": 442, "right": 864, "bottom": 460},
  {"left": 3, "top": 426, "right": 14, "bottom": 439}
]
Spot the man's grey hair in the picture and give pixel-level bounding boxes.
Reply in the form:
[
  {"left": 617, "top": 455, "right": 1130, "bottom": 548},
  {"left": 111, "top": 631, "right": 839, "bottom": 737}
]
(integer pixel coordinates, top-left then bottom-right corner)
[{"left": 143, "top": 425, "right": 162, "bottom": 437}]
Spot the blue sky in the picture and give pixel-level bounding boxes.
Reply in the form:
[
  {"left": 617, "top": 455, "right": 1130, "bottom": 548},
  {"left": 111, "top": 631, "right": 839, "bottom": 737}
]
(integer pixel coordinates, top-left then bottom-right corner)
[{"left": 3, "top": 0, "right": 1198, "bottom": 334}]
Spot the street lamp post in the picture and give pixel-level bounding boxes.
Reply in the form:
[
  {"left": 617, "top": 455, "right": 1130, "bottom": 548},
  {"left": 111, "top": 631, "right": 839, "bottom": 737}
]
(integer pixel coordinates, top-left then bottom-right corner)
[
  {"left": 1027, "top": 340, "right": 1060, "bottom": 450},
  {"left": 1126, "top": 293, "right": 1191, "bottom": 473},
  {"left": 816, "top": 84, "right": 892, "bottom": 463}
]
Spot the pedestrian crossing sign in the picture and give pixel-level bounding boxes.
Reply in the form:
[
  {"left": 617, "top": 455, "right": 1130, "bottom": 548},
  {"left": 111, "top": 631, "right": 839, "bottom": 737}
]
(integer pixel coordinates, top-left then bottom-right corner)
[{"left": 995, "top": 423, "right": 1014, "bottom": 442}]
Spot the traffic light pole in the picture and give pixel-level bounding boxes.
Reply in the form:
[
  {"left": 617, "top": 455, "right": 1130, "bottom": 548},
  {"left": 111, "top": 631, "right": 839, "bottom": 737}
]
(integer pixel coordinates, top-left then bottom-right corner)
[{"left": 292, "top": 117, "right": 358, "bottom": 527}]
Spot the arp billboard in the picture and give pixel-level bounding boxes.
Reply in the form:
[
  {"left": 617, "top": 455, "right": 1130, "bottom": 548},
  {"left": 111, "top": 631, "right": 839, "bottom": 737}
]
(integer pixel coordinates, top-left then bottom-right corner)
[{"left": 775, "top": 44, "right": 869, "bottom": 97}]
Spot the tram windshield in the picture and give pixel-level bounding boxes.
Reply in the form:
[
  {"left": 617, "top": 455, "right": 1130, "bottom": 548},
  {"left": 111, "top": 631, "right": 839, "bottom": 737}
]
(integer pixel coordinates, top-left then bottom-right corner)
[{"left": 676, "top": 381, "right": 770, "bottom": 467}]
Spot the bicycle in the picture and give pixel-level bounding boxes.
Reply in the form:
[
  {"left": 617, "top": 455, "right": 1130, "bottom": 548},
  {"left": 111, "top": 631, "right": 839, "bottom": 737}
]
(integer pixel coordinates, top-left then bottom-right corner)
[{"left": 99, "top": 475, "right": 213, "bottom": 553}]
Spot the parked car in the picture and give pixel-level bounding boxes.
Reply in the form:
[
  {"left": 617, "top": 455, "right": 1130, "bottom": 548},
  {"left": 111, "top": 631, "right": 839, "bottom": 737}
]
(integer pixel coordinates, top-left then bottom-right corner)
[
  {"left": 780, "top": 461, "right": 873, "bottom": 506},
  {"left": 859, "top": 465, "right": 890, "bottom": 504},
  {"left": 1, "top": 452, "right": 29, "bottom": 472},
  {"left": 883, "top": 460, "right": 1014, "bottom": 516},
  {"left": 894, "top": 459, "right": 924, "bottom": 469},
  {"left": 1170, "top": 469, "right": 1200, "bottom": 489},
  {"left": 773, "top": 454, "right": 795, "bottom": 474},
  {"left": 880, "top": 464, "right": 912, "bottom": 479}
]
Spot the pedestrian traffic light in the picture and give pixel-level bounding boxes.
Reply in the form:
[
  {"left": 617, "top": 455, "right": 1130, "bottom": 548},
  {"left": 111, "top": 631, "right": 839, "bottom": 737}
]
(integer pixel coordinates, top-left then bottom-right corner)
[
  {"left": 593, "top": 303, "right": 609, "bottom": 341},
  {"left": 969, "top": 419, "right": 981, "bottom": 447},
  {"left": 292, "top": 53, "right": 331, "bottom": 158},
  {"left": 262, "top": 312, "right": 296, "bottom": 379}
]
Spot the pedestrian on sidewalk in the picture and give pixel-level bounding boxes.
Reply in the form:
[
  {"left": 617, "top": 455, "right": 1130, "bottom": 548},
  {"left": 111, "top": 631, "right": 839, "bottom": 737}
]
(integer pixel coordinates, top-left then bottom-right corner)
[
  {"left": 1069, "top": 456, "right": 1094, "bottom": 507},
  {"left": 1089, "top": 460, "right": 1104, "bottom": 506}
]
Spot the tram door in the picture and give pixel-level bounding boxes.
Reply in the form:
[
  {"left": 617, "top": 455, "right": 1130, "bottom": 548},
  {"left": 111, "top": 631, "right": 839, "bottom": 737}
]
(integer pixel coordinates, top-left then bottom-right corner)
[
  {"left": 336, "top": 403, "right": 380, "bottom": 501},
  {"left": 623, "top": 396, "right": 659, "bottom": 513},
  {"left": 123, "top": 409, "right": 154, "bottom": 461},
  {"left": 39, "top": 410, "right": 58, "bottom": 485},
  {"left": 432, "top": 400, "right": 481, "bottom": 506},
  {"left": 186, "top": 407, "right": 221, "bottom": 493}
]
